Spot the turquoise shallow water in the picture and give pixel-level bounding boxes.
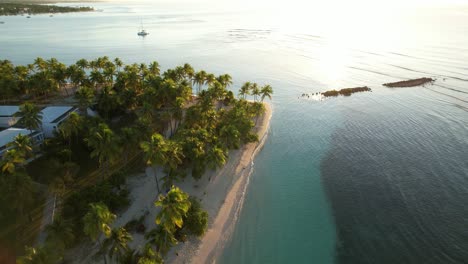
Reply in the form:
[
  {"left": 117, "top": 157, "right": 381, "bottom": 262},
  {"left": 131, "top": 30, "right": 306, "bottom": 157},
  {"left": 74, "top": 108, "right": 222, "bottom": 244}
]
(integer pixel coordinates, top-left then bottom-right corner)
[
  {"left": 1, "top": 1, "right": 468, "bottom": 263},
  {"left": 220, "top": 95, "right": 339, "bottom": 263}
]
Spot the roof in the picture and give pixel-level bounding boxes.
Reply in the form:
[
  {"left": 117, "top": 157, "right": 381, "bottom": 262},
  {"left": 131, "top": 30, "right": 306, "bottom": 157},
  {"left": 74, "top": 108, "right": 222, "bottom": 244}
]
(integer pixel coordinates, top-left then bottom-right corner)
[
  {"left": 0, "top": 105, "right": 20, "bottom": 117},
  {"left": 0, "top": 128, "right": 33, "bottom": 147},
  {"left": 41, "top": 106, "right": 75, "bottom": 123}
]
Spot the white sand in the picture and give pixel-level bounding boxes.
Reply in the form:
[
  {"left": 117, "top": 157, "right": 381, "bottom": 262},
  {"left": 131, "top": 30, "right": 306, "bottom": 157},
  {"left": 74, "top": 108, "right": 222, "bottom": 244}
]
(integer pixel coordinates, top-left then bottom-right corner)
[
  {"left": 167, "top": 103, "right": 272, "bottom": 264},
  {"left": 68, "top": 103, "right": 272, "bottom": 264}
]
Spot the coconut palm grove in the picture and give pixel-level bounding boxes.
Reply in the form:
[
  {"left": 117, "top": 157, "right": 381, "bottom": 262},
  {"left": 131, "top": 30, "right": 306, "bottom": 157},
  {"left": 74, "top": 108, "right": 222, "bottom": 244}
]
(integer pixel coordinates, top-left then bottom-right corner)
[{"left": 0, "top": 57, "right": 272, "bottom": 263}]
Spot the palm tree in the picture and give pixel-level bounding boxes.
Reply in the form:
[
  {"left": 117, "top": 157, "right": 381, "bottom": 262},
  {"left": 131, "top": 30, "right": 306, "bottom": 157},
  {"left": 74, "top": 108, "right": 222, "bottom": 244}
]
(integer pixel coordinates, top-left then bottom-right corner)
[
  {"left": 149, "top": 61, "right": 160, "bottom": 76},
  {"left": 15, "top": 65, "right": 30, "bottom": 97},
  {"left": 85, "top": 123, "right": 120, "bottom": 177},
  {"left": 120, "top": 126, "right": 140, "bottom": 162},
  {"left": 182, "top": 63, "right": 194, "bottom": 79},
  {"left": 15, "top": 102, "right": 43, "bottom": 137},
  {"left": 90, "top": 70, "right": 104, "bottom": 90},
  {"left": 1, "top": 149, "right": 26, "bottom": 174},
  {"left": 34, "top": 57, "right": 47, "bottom": 71},
  {"left": 7, "top": 134, "right": 33, "bottom": 159},
  {"left": 219, "top": 124, "right": 241, "bottom": 149},
  {"left": 160, "top": 141, "right": 184, "bottom": 188},
  {"left": 7, "top": 171, "right": 34, "bottom": 215},
  {"left": 205, "top": 73, "right": 216, "bottom": 86},
  {"left": 96, "top": 86, "right": 119, "bottom": 120},
  {"left": 74, "top": 86, "right": 95, "bottom": 115},
  {"left": 67, "top": 64, "right": 86, "bottom": 88},
  {"left": 193, "top": 71, "right": 206, "bottom": 95},
  {"left": 145, "top": 226, "right": 177, "bottom": 256},
  {"left": 83, "top": 202, "right": 116, "bottom": 241},
  {"left": 49, "top": 60, "right": 68, "bottom": 95},
  {"left": 17, "top": 246, "right": 59, "bottom": 264},
  {"left": 101, "top": 227, "right": 133, "bottom": 263},
  {"left": 206, "top": 146, "right": 227, "bottom": 170},
  {"left": 137, "top": 102, "right": 156, "bottom": 129},
  {"left": 120, "top": 248, "right": 140, "bottom": 264},
  {"left": 251, "top": 83, "right": 260, "bottom": 102},
  {"left": 45, "top": 217, "right": 75, "bottom": 249},
  {"left": 216, "top": 74, "right": 232, "bottom": 88},
  {"left": 140, "top": 244, "right": 161, "bottom": 260},
  {"left": 138, "top": 253, "right": 163, "bottom": 264},
  {"left": 76, "top": 58, "right": 89, "bottom": 70},
  {"left": 252, "top": 102, "right": 266, "bottom": 125},
  {"left": 239, "top": 82, "right": 251, "bottom": 99},
  {"left": 155, "top": 186, "right": 191, "bottom": 232},
  {"left": 114, "top": 58, "right": 123, "bottom": 72},
  {"left": 260, "top": 84, "right": 273, "bottom": 102},
  {"left": 103, "top": 63, "right": 116, "bottom": 86},
  {"left": 83, "top": 202, "right": 116, "bottom": 264},
  {"left": 139, "top": 63, "right": 149, "bottom": 80},
  {"left": 140, "top": 133, "right": 168, "bottom": 194},
  {"left": 59, "top": 112, "right": 83, "bottom": 154},
  {"left": 48, "top": 161, "right": 77, "bottom": 207}
]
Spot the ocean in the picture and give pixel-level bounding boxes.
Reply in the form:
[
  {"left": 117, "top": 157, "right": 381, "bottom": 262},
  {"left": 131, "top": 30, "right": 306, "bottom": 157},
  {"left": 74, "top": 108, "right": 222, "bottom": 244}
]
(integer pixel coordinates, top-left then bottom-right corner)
[{"left": 1, "top": 1, "right": 467, "bottom": 263}]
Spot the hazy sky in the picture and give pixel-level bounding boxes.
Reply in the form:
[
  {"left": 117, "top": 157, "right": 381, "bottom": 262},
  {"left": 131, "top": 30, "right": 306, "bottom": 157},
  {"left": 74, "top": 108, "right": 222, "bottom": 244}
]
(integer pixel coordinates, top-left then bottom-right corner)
[
  {"left": 146, "top": 0, "right": 468, "bottom": 13},
  {"left": 154, "top": 0, "right": 468, "bottom": 5}
]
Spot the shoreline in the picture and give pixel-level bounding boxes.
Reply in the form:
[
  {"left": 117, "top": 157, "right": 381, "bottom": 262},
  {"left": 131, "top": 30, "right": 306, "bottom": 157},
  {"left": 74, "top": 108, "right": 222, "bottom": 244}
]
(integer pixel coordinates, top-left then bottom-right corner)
[
  {"left": 66, "top": 102, "right": 272, "bottom": 264},
  {"left": 167, "top": 102, "right": 272, "bottom": 264}
]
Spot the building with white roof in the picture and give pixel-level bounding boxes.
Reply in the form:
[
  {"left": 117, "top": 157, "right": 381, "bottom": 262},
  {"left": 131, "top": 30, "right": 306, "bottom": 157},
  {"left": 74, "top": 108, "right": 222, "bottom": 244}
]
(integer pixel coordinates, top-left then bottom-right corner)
[
  {"left": 0, "top": 128, "right": 44, "bottom": 157},
  {"left": 0, "top": 105, "right": 20, "bottom": 128},
  {"left": 40, "top": 106, "right": 77, "bottom": 138}
]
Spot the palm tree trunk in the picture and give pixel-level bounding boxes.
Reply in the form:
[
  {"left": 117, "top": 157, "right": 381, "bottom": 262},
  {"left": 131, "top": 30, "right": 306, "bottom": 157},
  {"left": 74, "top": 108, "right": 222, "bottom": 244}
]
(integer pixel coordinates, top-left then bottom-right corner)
[
  {"left": 169, "top": 120, "right": 174, "bottom": 137},
  {"left": 64, "top": 84, "right": 70, "bottom": 96},
  {"left": 68, "top": 137, "right": 72, "bottom": 161},
  {"left": 153, "top": 166, "right": 161, "bottom": 194},
  {"left": 98, "top": 240, "right": 107, "bottom": 264}
]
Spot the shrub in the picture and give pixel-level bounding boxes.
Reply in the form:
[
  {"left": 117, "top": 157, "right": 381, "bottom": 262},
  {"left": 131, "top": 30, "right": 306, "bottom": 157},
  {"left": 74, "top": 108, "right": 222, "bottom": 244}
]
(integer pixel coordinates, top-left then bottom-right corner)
[
  {"left": 183, "top": 197, "right": 208, "bottom": 237},
  {"left": 62, "top": 181, "right": 130, "bottom": 239}
]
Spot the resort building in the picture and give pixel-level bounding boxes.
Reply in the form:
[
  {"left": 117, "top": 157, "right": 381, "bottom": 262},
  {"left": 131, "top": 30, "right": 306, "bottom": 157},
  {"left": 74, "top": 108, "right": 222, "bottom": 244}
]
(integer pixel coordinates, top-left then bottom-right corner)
[
  {"left": 40, "top": 106, "right": 77, "bottom": 138},
  {"left": 0, "top": 105, "right": 20, "bottom": 128},
  {"left": 0, "top": 128, "right": 44, "bottom": 157}
]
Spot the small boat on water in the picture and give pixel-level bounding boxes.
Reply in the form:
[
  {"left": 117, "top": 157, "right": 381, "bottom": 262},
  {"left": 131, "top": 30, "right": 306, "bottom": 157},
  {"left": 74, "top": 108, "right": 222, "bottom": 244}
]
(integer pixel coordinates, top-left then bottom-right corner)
[
  {"left": 137, "top": 21, "right": 149, "bottom": 36},
  {"left": 26, "top": 16, "right": 31, "bottom": 18},
  {"left": 138, "top": 29, "right": 149, "bottom": 36},
  {"left": 50, "top": 15, "right": 53, "bottom": 17},
  {"left": 0, "top": 21, "right": 5, "bottom": 24}
]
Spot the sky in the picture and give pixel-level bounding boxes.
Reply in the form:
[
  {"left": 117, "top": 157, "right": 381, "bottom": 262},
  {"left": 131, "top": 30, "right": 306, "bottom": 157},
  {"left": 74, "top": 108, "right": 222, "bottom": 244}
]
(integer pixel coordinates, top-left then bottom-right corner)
[
  {"left": 151, "top": 0, "right": 468, "bottom": 6},
  {"left": 142, "top": 0, "right": 468, "bottom": 14}
]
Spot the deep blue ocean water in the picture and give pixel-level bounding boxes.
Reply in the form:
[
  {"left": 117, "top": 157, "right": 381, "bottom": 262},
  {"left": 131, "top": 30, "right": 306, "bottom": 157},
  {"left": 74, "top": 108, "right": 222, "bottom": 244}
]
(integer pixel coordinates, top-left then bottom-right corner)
[{"left": 1, "top": 1, "right": 467, "bottom": 263}]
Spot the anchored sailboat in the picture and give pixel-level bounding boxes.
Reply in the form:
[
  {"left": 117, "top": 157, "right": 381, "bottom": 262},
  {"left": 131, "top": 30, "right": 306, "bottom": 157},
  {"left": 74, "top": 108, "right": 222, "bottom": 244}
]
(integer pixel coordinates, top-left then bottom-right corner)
[{"left": 137, "top": 21, "right": 149, "bottom": 36}]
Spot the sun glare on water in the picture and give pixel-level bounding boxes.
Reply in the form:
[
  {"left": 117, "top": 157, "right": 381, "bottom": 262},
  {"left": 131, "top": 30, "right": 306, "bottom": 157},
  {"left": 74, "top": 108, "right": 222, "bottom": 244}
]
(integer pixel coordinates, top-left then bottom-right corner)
[
  {"left": 258, "top": 0, "right": 400, "bottom": 85},
  {"left": 247, "top": 0, "right": 442, "bottom": 85}
]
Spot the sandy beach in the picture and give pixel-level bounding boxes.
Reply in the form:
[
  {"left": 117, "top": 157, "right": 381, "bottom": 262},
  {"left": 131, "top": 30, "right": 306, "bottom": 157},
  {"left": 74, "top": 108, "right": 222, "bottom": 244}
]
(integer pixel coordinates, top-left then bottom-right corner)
[
  {"left": 166, "top": 103, "right": 272, "bottom": 264},
  {"left": 70, "top": 102, "right": 272, "bottom": 264}
]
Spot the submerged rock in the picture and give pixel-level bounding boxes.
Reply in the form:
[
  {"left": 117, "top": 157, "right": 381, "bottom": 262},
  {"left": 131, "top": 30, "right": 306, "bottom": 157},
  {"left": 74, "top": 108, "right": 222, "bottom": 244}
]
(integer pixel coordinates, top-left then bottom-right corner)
[
  {"left": 383, "top": 77, "right": 435, "bottom": 88},
  {"left": 322, "top": 86, "right": 371, "bottom": 97}
]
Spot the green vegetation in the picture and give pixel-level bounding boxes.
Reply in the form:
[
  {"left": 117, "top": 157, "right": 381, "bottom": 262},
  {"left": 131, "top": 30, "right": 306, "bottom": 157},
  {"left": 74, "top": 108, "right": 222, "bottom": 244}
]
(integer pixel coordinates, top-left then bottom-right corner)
[
  {"left": 15, "top": 102, "right": 43, "bottom": 134},
  {"left": 1, "top": 57, "right": 272, "bottom": 263},
  {"left": 183, "top": 196, "right": 209, "bottom": 237},
  {"left": 322, "top": 86, "right": 371, "bottom": 97},
  {"left": 0, "top": 125, "right": 45, "bottom": 262},
  {"left": 0, "top": 3, "right": 93, "bottom": 16}
]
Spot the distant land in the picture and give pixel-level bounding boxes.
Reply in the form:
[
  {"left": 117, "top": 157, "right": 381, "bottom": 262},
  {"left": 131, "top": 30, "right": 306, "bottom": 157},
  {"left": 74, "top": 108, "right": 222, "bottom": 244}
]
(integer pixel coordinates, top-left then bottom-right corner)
[
  {"left": 0, "top": 2, "right": 94, "bottom": 15},
  {"left": 0, "top": 0, "right": 100, "bottom": 3}
]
